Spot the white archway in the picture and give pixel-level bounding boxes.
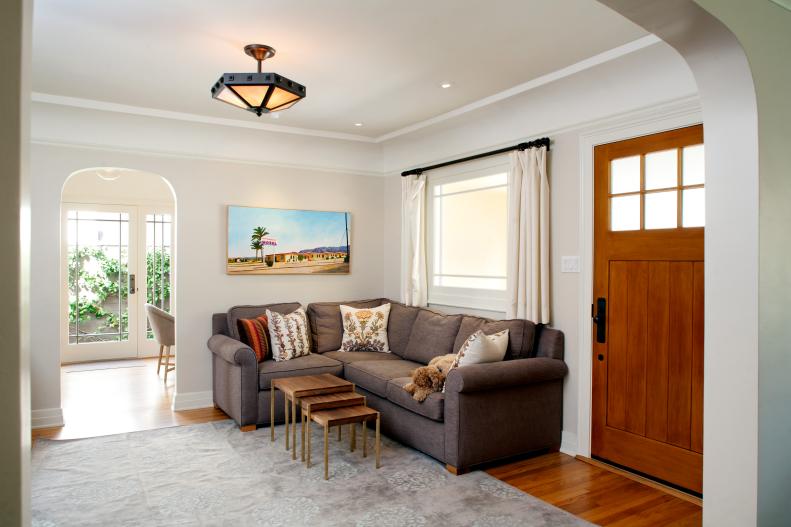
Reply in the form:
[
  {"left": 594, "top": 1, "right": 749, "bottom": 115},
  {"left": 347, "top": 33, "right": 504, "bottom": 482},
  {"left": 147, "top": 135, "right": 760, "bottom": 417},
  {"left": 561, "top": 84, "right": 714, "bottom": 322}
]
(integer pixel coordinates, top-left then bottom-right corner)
[{"left": 596, "top": 2, "right": 759, "bottom": 525}]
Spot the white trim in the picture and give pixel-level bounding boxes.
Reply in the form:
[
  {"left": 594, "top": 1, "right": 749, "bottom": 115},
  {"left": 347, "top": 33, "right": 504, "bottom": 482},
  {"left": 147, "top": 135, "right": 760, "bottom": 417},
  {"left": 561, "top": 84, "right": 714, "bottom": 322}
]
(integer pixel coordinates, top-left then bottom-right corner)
[
  {"left": 560, "top": 430, "right": 578, "bottom": 457},
  {"left": 31, "top": 36, "right": 661, "bottom": 146},
  {"left": 171, "top": 390, "right": 214, "bottom": 411},
  {"left": 32, "top": 92, "right": 376, "bottom": 143},
  {"left": 376, "top": 35, "right": 662, "bottom": 142},
  {"left": 31, "top": 138, "right": 385, "bottom": 179},
  {"left": 575, "top": 99, "right": 703, "bottom": 458},
  {"left": 31, "top": 408, "right": 64, "bottom": 429}
]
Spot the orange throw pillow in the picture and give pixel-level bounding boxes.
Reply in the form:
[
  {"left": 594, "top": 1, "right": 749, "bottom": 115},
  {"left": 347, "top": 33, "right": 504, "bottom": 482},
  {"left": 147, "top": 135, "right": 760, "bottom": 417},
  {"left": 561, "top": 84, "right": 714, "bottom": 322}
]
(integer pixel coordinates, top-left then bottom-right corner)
[{"left": 237, "top": 316, "right": 270, "bottom": 362}]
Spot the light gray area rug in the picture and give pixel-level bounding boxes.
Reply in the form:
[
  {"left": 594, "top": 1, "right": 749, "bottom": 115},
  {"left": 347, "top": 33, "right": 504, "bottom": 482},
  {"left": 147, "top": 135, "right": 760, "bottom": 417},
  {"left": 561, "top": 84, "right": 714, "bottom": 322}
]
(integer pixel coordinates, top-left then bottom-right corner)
[{"left": 32, "top": 420, "right": 591, "bottom": 527}]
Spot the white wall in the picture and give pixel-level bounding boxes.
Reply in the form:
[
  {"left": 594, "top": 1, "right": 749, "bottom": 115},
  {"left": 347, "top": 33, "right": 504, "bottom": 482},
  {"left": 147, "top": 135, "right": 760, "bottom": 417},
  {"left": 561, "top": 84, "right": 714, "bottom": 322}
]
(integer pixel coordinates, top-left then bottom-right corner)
[
  {"left": 382, "top": 41, "right": 698, "bottom": 445},
  {"left": 30, "top": 108, "right": 386, "bottom": 416}
]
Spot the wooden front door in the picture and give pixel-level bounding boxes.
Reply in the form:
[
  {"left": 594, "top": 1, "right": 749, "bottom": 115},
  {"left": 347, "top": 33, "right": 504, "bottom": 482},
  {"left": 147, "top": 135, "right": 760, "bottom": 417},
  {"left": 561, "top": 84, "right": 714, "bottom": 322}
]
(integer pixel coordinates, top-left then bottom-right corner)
[{"left": 591, "top": 125, "right": 704, "bottom": 493}]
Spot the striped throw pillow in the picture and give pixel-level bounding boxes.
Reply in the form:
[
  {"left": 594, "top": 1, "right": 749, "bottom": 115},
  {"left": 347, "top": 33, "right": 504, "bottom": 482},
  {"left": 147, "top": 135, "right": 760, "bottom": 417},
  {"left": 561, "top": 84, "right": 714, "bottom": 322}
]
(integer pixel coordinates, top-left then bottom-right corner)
[
  {"left": 266, "top": 308, "right": 311, "bottom": 361},
  {"left": 237, "top": 316, "right": 270, "bottom": 362}
]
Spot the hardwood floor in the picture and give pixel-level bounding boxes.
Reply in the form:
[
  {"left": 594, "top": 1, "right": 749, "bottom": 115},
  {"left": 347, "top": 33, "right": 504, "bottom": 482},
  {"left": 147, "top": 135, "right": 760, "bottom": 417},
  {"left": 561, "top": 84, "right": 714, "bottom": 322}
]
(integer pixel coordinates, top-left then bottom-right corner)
[
  {"left": 32, "top": 358, "right": 228, "bottom": 440},
  {"left": 33, "top": 359, "right": 702, "bottom": 525},
  {"left": 487, "top": 452, "right": 702, "bottom": 526}
]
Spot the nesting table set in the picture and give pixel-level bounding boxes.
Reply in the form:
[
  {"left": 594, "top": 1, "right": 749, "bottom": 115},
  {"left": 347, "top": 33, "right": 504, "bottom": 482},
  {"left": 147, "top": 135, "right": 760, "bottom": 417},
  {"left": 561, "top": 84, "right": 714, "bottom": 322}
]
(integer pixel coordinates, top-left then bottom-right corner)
[{"left": 270, "top": 373, "right": 381, "bottom": 480}]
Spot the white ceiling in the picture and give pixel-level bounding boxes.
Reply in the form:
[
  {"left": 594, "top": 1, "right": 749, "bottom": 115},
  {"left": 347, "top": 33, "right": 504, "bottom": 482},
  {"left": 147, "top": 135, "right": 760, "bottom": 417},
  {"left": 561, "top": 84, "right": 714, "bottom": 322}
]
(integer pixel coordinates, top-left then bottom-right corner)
[{"left": 32, "top": 0, "right": 647, "bottom": 138}]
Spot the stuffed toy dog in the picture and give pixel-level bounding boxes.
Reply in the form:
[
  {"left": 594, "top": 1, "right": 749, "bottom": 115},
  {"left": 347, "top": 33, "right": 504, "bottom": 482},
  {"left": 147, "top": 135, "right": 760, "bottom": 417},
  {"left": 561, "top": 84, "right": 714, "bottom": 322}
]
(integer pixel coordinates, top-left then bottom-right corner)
[{"left": 403, "top": 354, "right": 456, "bottom": 402}]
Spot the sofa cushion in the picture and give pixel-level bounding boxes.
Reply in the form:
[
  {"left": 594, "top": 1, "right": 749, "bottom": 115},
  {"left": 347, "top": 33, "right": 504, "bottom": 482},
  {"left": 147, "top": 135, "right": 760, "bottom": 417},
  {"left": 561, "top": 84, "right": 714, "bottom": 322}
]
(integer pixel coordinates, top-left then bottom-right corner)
[
  {"left": 227, "top": 302, "right": 301, "bottom": 341},
  {"left": 306, "top": 299, "right": 385, "bottom": 353},
  {"left": 344, "top": 359, "right": 422, "bottom": 397},
  {"left": 386, "top": 377, "right": 444, "bottom": 422},
  {"left": 402, "top": 310, "right": 463, "bottom": 364},
  {"left": 258, "top": 353, "right": 342, "bottom": 389},
  {"left": 323, "top": 351, "right": 401, "bottom": 365},
  {"left": 387, "top": 303, "right": 421, "bottom": 358},
  {"left": 453, "top": 316, "right": 535, "bottom": 360}
]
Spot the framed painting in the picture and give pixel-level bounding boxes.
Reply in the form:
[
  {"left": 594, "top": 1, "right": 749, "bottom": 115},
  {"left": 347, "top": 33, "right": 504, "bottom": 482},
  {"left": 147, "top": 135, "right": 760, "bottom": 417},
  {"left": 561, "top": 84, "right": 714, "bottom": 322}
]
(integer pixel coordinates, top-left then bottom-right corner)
[{"left": 226, "top": 205, "right": 350, "bottom": 275}]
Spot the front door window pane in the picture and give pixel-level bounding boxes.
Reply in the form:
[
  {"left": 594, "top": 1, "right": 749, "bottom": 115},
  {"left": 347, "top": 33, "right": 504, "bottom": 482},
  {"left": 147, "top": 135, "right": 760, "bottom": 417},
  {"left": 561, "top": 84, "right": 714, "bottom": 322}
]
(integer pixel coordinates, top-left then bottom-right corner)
[
  {"left": 645, "top": 191, "right": 678, "bottom": 229},
  {"left": 67, "top": 211, "right": 129, "bottom": 344},
  {"left": 645, "top": 149, "right": 678, "bottom": 190}
]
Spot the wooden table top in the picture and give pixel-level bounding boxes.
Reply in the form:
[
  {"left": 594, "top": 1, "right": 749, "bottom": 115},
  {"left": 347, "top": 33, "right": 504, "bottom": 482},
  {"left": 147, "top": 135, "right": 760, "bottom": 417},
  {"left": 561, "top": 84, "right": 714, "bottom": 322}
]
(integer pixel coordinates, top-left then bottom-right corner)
[
  {"left": 300, "top": 392, "right": 365, "bottom": 411},
  {"left": 310, "top": 406, "right": 379, "bottom": 427},
  {"left": 271, "top": 373, "right": 353, "bottom": 397}
]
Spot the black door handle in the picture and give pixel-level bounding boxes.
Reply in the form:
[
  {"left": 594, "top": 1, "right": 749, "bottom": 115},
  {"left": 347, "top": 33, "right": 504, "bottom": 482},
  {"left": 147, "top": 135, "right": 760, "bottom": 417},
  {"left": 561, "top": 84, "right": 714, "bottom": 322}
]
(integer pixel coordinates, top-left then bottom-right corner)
[{"left": 593, "top": 297, "right": 606, "bottom": 344}]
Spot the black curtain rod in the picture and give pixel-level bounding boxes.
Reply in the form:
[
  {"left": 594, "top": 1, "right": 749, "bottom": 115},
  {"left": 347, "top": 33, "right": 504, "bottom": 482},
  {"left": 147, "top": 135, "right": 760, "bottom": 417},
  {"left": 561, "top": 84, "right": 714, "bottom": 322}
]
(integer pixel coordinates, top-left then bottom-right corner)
[{"left": 400, "top": 137, "right": 550, "bottom": 177}]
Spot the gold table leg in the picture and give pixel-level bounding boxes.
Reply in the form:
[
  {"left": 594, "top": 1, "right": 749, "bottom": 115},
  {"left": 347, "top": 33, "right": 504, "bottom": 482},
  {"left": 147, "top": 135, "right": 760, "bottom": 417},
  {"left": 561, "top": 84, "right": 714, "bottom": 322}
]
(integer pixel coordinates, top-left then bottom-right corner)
[
  {"left": 324, "top": 423, "right": 329, "bottom": 480},
  {"left": 375, "top": 413, "right": 381, "bottom": 469},
  {"left": 362, "top": 421, "right": 367, "bottom": 458},
  {"left": 351, "top": 423, "right": 356, "bottom": 452},
  {"left": 337, "top": 425, "right": 341, "bottom": 441},
  {"left": 306, "top": 410, "right": 312, "bottom": 468},
  {"left": 270, "top": 383, "right": 275, "bottom": 442},
  {"left": 300, "top": 404, "right": 306, "bottom": 462},
  {"left": 291, "top": 396, "right": 298, "bottom": 460},
  {"left": 284, "top": 395, "right": 290, "bottom": 450}
]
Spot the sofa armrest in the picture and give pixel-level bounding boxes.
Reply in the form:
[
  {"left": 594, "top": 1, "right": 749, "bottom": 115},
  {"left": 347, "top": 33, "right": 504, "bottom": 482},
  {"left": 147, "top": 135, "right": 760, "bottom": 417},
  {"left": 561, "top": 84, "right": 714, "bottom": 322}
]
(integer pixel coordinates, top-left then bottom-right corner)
[
  {"left": 208, "top": 334, "right": 258, "bottom": 428},
  {"left": 207, "top": 334, "right": 257, "bottom": 367},
  {"left": 444, "top": 357, "right": 567, "bottom": 394}
]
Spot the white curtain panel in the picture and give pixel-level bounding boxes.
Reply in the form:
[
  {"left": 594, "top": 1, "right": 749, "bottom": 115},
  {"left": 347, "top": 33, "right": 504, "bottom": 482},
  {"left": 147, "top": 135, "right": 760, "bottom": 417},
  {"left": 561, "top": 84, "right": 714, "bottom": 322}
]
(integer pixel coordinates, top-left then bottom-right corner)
[
  {"left": 401, "top": 174, "right": 428, "bottom": 307},
  {"left": 506, "top": 146, "right": 550, "bottom": 323}
]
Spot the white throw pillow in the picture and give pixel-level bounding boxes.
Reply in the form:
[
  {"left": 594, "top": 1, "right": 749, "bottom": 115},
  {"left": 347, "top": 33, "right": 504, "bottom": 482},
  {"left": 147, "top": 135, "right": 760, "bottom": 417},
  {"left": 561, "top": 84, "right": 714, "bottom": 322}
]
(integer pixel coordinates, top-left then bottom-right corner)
[
  {"left": 340, "top": 303, "right": 391, "bottom": 352},
  {"left": 453, "top": 329, "right": 509, "bottom": 368},
  {"left": 266, "top": 308, "right": 311, "bottom": 361}
]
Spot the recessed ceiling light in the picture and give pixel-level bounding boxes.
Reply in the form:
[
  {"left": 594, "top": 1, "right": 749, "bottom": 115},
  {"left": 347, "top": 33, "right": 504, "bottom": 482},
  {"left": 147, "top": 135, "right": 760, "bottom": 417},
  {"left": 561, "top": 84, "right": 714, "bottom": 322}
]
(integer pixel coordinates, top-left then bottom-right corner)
[
  {"left": 440, "top": 82, "right": 452, "bottom": 89},
  {"left": 354, "top": 122, "right": 363, "bottom": 127}
]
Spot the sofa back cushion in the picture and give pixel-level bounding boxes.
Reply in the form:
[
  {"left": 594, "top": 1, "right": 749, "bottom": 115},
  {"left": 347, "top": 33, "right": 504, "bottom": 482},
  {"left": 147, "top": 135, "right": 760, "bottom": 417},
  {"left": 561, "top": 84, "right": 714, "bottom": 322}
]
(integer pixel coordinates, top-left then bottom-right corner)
[
  {"left": 226, "top": 302, "right": 302, "bottom": 341},
  {"left": 386, "top": 302, "right": 421, "bottom": 357},
  {"left": 402, "top": 309, "right": 463, "bottom": 364},
  {"left": 306, "top": 298, "right": 385, "bottom": 353},
  {"left": 453, "top": 316, "right": 535, "bottom": 360}
]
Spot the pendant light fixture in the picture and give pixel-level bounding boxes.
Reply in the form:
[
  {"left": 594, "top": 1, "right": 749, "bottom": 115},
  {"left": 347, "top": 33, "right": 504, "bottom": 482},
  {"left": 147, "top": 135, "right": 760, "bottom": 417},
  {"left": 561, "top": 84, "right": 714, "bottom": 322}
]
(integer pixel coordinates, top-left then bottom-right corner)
[{"left": 211, "top": 44, "right": 306, "bottom": 116}]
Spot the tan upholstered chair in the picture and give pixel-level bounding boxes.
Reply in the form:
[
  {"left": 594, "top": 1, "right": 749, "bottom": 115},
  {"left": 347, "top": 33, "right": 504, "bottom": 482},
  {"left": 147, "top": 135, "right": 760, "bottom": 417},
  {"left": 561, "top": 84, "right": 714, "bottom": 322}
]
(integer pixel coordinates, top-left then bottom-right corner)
[{"left": 145, "top": 304, "right": 175, "bottom": 383}]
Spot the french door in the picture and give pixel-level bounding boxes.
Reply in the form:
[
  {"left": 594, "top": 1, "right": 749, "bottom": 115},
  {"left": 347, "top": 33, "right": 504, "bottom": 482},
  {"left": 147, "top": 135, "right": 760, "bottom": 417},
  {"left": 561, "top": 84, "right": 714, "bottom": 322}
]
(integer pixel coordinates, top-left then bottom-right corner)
[
  {"left": 61, "top": 203, "right": 173, "bottom": 363},
  {"left": 591, "top": 125, "right": 704, "bottom": 493}
]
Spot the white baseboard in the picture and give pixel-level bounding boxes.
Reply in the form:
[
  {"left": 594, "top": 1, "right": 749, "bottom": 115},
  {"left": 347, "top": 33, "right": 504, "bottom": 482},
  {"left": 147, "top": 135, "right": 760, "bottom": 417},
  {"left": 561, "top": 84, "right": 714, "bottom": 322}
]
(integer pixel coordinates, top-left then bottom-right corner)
[
  {"left": 31, "top": 407, "right": 65, "bottom": 429},
  {"left": 171, "top": 390, "right": 214, "bottom": 411},
  {"left": 559, "top": 430, "right": 578, "bottom": 457}
]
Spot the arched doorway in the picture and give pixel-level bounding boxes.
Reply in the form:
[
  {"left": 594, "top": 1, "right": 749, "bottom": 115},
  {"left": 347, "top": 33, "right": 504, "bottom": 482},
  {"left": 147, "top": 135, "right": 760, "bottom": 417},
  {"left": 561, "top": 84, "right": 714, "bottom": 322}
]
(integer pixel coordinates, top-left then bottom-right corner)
[{"left": 61, "top": 167, "right": 176, "bottom": 364}]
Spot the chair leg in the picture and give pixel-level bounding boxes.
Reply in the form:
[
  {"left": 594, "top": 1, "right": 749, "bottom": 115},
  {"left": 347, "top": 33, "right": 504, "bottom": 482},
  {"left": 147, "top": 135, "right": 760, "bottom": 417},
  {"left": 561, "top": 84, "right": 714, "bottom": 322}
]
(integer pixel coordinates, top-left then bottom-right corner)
[
  {"left": 157, "top": 344, "right": 164, "bottom": 374},
  {"left": 163, "top": 346, "right": 171, "bottom": 384}
]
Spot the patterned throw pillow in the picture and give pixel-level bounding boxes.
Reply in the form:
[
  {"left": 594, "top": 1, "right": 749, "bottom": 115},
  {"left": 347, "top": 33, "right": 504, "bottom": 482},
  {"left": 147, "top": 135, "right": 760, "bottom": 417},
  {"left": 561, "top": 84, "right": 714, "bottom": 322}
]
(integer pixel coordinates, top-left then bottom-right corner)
[
  {"left": 443, "top": 329, "right": 509, "bottom": 392},
  {"left": 237, "top": 315, "right": 270, "bottom": 362},
  {"left": 340, "top": 303, "right": 391, "bottom": 352},
  {"left": 266, "top": 308, "right": 312, "bottom": 362}
]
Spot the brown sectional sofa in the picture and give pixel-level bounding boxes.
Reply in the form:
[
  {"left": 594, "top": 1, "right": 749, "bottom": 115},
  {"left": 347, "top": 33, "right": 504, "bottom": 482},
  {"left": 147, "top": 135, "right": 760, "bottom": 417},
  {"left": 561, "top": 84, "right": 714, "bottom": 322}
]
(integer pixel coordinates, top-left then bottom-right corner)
[{"left": 208, "top": 298, "right": 567, "bottom": 473}]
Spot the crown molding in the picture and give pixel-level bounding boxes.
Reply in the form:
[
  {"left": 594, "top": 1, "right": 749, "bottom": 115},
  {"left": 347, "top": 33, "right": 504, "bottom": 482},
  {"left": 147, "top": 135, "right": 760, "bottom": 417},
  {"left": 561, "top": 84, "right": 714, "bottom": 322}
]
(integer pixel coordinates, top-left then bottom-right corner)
[
  {"left": 373, "top": 35, "right": 662, "bottom": 143},
  {"left": 31, "top": 92, "right": 378, "bottom": 143},
  {"left": 32, "top": 35, "right": 662, "bottom": 146},
  {"left": 30, "top": 138, "right": 385, "bottom": 178}
]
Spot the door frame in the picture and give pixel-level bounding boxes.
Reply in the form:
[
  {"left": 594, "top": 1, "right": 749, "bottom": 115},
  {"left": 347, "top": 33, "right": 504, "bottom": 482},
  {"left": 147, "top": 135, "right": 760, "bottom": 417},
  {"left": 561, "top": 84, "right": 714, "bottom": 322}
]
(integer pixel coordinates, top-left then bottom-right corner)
[{"left": 574, "top": 98, "right": 703, "bottom": 458}]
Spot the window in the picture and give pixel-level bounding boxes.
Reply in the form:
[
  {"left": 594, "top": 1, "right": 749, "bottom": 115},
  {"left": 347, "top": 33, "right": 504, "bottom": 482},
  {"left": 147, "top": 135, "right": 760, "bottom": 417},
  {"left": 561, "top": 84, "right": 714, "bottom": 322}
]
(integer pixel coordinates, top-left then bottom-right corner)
[
  {"left": 609, "top": 144, "right": 705, "bottom": 231},
  {"left": 428, "top": 162, "right": 508, "bottom": 311}
]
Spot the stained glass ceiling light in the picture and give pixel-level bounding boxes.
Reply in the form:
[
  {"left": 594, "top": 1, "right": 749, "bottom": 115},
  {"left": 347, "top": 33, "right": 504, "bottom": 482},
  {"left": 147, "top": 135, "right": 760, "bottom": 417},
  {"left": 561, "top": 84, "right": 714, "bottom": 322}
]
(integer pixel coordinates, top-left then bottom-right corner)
[{"left": 211, "top": 44, "right": 306, "bottom": 116}]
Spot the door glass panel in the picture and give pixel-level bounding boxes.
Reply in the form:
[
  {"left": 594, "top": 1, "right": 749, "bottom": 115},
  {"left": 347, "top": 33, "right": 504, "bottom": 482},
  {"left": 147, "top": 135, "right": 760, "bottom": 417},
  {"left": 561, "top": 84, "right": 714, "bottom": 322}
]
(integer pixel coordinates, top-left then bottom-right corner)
[
  {"left": 683, "top": 188, "right": 706, "bottom": 227},
  {"left": 683, "top": 145, "right": 705, "bottom": 186},
  {"left": 610, "top": 195, "right": 640, "bottom": 231},
  {"left": 146, "top": 213, "right": 172, "bottom": 339},
  {"left": 67, "top": 211, "right": 129, "bottom": 344},
  {"left": 645, "top": 149, "right": 678, "bottom": 190},
  {"left": 610, "top": 156, "right": 640, "bottom": 194},
  {"left": 645, "top": 190, "right": 678, "bottom": 229}
]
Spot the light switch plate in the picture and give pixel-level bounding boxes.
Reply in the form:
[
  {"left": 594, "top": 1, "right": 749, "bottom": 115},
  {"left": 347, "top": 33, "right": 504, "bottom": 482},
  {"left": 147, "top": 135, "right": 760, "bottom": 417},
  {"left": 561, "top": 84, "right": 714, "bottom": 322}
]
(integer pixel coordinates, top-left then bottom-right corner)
[{"left": 561, "top": 256, "right": 580, "bottom": 273}]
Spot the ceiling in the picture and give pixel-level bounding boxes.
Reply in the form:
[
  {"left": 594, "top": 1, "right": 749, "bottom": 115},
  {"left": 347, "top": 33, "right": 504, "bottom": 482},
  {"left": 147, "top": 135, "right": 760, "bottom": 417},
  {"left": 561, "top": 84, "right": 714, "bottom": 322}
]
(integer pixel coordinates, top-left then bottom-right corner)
[{"left": 32, "top": 0, "right": 647, "bottom": 139}]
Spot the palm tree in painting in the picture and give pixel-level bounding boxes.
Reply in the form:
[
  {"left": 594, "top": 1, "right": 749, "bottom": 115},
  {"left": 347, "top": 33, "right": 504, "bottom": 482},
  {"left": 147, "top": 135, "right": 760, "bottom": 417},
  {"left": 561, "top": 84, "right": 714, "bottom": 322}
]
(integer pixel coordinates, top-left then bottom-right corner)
[{"left": 251, "top": 226, "right": 269, "bottom": 263}]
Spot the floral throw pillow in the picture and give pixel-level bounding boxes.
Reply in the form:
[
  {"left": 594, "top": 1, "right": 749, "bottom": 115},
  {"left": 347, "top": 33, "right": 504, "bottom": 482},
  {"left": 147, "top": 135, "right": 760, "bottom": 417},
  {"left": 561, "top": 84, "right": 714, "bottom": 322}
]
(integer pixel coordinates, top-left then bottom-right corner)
[
  {"left": 340, "top": 303, "right": 391, "bottom": 352},
  {"left": 266, "top": 308, "right": 312, "bottom": 362}
]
